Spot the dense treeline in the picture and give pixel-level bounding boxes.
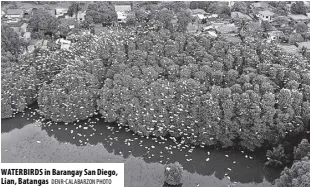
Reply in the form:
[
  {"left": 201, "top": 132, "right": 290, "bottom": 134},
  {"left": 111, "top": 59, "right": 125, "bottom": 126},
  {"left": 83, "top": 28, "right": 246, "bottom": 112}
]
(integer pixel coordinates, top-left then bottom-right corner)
[
  {"left": 94, "top": 28, "right": 310, "bottom": 151},
  {"left": 2, "top": 26, "right": 310, "bottom": 152}
]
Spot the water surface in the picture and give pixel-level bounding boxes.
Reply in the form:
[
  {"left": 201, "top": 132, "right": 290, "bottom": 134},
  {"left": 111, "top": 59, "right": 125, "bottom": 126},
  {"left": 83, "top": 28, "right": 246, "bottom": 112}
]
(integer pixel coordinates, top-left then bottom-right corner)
[{"left": 1, "top": 105, "right": 281, "bottom": 187}]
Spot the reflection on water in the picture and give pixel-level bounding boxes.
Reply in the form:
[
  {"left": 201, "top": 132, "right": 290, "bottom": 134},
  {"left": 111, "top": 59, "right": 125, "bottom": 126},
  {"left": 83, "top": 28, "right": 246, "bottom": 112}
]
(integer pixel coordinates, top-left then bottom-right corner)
[{"left": 1, "top": 104, "right": 281, "bottom": 187}]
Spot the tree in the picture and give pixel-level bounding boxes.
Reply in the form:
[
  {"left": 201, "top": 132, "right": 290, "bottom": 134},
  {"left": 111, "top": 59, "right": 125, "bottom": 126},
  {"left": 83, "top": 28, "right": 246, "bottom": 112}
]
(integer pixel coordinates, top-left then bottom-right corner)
[
  {"left": 28, "top": 9, "right": 59, "bottom": 39},
  {"left": 1, "top": 62, "right": 38, "bottom": 119},
  {"left": 273, "top": 16, "right": 289, "bottom": 26},
  {"left": 68, "top": 2, "right": 83, "bottom": 20},
  {"left": 160, "top": 1, "right": 188, "bottom": 13},
  {"left": 176, "top": 10, "right": 193, "bottom": 32},
  {"left": 135, "top": 9, "right": 149, "bottom": 22},
  {"left": 189, "top": 1, "right": 210, "bottom": 11},
  {"left": 155, "top": 9, "right": 174, "bottom": 31},
  {"left": 295, "top": 22, "right": 308, "bottom": 33},
  {"left": 38, "top": 67, "right": 100, "bottom": 123},
  {"left": 271, "top": 2, "right": 288, "bottom": 16},
  {"left": 289, "top": 33, "right": 304, "bottom": 45},
  {"left": 58, "top": 22, "right": 70, "bottom": 38},
  {"left": 218, "top": 5, "right": 231, "bottom": 16},
  {"left": 275, "top": 156, "right": 310, "bottom": 187},
  {"left": 261, "top": 20, "right": 273, "bottom": 32},
  {"left": 80, "top": 15, "right": 94, "bottom": 29},
  {"left": 231, "top": 2, "right": 248, "bottom": 14},
  {"left": 291, "top": 2, "right": 306, "bottom": 15},
  {"left": 125, "top": 14, "right": 136, "bottom": 26},
  {"left": 206, "top": 2, "right": 221, "bottom": 14},
  {"left": 265, "top": 145, "right": 289, "bottom": 167},
  {"left": 1, "top": 24, "right": 21, "bottom": 55},
  {"left": 93, "top": 24, "right": 310, "bottom": 154},
  {"left": 86, "top": 2, "right": 117, "bottom": 24},
  {"left": 1, "top": 89, "right": 13, "bottom": 119},
  {"left": 294, "top": 139, "right": 310, "bottom": 160},
  {"left": 164, "top": 162, "right": 183, "bottom": 185}
]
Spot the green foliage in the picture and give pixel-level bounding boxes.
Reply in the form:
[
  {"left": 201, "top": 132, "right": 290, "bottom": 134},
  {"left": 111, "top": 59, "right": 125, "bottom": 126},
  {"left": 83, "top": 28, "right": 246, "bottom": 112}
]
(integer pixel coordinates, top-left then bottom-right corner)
[
  {"left": 21, "top": 49, "right": 74, "bottom": 85},
  {"left": 58, "top": 21, "right": 70, "bottom": 37},
  {"left": 218, "top": 5, "right": 231, "bottom": 16},
  {"left": 80, "top": 15, "right": 94, "bottom": 29},
  {"left": 291, "top": 2, "right": 306, "bottom": 15},
  {"left": 275, "top": 156, "right": 310, "bottom": 187},
  {"left": 164, "top": 162, "right": 183, "bottom": 185},
  {"left": 68, "top": 2, "right": 83, "bottom": 19},
  {"left": 134, "top": 9, "right": 149, "bottom": 22},
  {"left": 126, "top": 14, "right": 136, "bottom": 26},
  {"left": 95, "top": 28, "right": 310, "bottom": 151},
  {"left": 160, "top": 1, "right": 188, "bottom": 13},
  {"left": 176, "top": 10, "right": 193, "bottom": 32},
  {"left": 289, "top": 33, "right": 304, "bottom": 45},
  {"left": 261, "top": 20, "right": 273, "bottom": 32},
  {"left": 294, "top": 139, "right": 310, "bottom": 160},
  {"left": 3, "top": 5, "right": 310, "bottom": 159},
  {"left": 231, "top": 2, "right": 248, "bottom": 14},
  {"left": 154, "top": 9, "right": 174, "bottom": 31},
  {"left": 1, "top": 88, "right": 13, "bottom": 119},
  {"left": 1, "top": 61, "right": 38, "bottom": 118},
  {"left": 86, "top": 2, "right": 117, "bottom": 24},
  {"left": 295, "top": 22, "right": 308, "bottom": 33},
  {"left": 1, "top": 24, "right": 21, "bottom": 55},
  {"left": 28, "top": 9, "right": 60, "bottom": 39},
  {"left": 38, "top": 67, "right": 100, "bottom": 123},
  {"left": 265, "top": 145, "right": 289, "bottom": 167},
  {"left": 31, "top": 32, "right": 128, "bottom": 122},
  {"left": 189, "top": 1, "right": 210, "bottom": 11}
]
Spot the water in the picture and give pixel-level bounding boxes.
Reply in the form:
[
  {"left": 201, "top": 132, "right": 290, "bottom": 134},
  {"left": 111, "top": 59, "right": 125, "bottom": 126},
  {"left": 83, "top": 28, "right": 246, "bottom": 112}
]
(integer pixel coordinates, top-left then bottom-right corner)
[{"left": 1, "top": 104, "right": 281, "bottom": 187}]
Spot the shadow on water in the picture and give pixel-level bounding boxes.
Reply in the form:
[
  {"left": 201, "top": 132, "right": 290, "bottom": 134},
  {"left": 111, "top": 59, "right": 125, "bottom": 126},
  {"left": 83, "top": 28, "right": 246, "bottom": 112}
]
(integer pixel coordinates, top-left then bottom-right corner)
[
  {"left": 163, "top": 183, "right": 182, "bottom": 187},
  {"left": 1, "top": 104, "right": 282, "bottom": 184},
  {"left": 1, "top": 102, "right": 41, "bottom": 133}
]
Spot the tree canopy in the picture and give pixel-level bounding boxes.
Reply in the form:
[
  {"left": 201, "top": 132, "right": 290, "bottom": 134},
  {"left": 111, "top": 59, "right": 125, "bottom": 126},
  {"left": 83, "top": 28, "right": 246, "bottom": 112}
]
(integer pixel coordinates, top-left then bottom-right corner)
[
  {"left": 291, "top": 2, "right": 306, "bottom": 15},
  {"left": 1, "top": 24, "right": 21, "bottom": 55},
  {"left": 276, "top": 156, "right": 310, "bottom": 187},
  {"left": 86, "top": 2, "right": 117, "bottom": 24},
  {"left": 28, "top": 9, "right": 60, "bottom": 39},
  {"left": 68, "top": 2, "right": 83, "bottom": 20}
]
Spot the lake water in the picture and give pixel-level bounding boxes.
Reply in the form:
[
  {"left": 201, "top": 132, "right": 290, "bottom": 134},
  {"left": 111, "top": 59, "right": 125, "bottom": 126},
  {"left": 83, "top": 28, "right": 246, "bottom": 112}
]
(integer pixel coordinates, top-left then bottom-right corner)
[{"left": 1, "top": 104, "right": 281, "bottom": 187}]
